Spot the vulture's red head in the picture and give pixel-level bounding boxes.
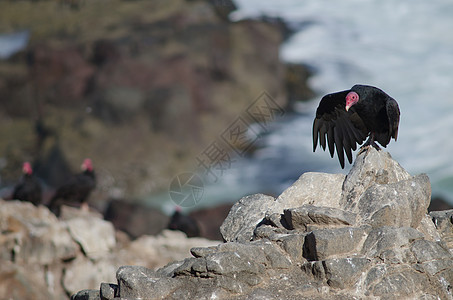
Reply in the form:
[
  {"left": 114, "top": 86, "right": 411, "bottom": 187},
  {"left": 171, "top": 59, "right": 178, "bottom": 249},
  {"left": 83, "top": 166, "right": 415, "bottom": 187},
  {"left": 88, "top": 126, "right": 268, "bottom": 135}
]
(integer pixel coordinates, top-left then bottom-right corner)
[
  {"left": 345, "top": 91, "right": 359, "bottom": 111},
  {"left": 22, "top": 162, "right": 33, "bottom": 175},
  {"left": 82, "top": 158, "right": 93, "bottom": 172}
]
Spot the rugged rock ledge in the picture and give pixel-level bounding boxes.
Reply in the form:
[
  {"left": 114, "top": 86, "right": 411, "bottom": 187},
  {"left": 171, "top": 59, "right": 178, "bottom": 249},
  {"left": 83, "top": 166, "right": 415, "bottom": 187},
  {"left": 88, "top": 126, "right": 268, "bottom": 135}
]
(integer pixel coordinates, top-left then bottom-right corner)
[
  {"left": 72, "top": 148, "right": 453, "bottom": 299},
  {"left": 0, "top": 203, "right": 219, "bottom": 299}
]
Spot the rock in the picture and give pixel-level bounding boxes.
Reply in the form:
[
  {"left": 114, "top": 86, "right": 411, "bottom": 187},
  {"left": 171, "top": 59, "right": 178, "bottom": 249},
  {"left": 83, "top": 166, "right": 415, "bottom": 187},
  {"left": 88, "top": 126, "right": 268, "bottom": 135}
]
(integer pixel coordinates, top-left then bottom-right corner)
[
  {"left": 267, "top": 173, "right": 345, "bottom": 216},
  {"left": 189, "top": 203, "right": 233, "bottom": 240},
  {"left": 116, "top": 266, "right": 183, "bottom": 299},
  {"left": 205, "top": 251, "right": 265, "bottom": 277},
  {"left": 172, "top": 251, "right": 264, "bottom": 295},
  {"left": 322, "top": 257, "right": 370, "bottom": 289},
  {"left": 1, "top": 197, "right": 223, "bottom": 299},
  {"left": 0, "top": 200, "right": 78, "bottom": 265},
  {"left": 284, "top": 205, "right": 357, "bottom": 231},
  {"left": 253, "top": 224, "right": 292, "bottom": 241},
  {"left": 155, "top": 260, "right": 185, "bottom": 278},
  {"left": 104, "top": 199, "right": 169, "bottom": 239},
  {"left": 416, "top": 214, "right": 442, "bottom": 242},
  {"left": 220, "top": 194, "right": 275, "bottom": 242},
  {"left": 18, "top": 221, "right": 78, "bottom": 265},
  {"left": 0, "top": 200, "right": 219, "bottom": 299},
  {"left": 355, "top": 174, "right": 431, "bottom": 228},
  {"left": 70, "top": 289, "right": 100, "bottom": 300},
  {"left": 0, "top": 261, "right": 53, "bottom": 300},
  {"left": 118, "top": 230, "right": 220, "bottom": 269},
  {"left": 368, "top": 265, "right": 436, "bottom": 299},
  {"left": 410, "top": 239, "right": 452, "bottom": 264},
  {"left": 65, "top": 215, "right": 116, "bottom": 260},
  {"left": 100, "top": 282, "right": 117, "bottom": 300},
  {"left": 60, "top": 205, "right": 104, "bottom": 221},
  {"left": 304, "top": 226, "right": 368, "bottom": 261},
  {"left": 0, "top": 200, "right": 58, "bottom": 231},
  {"left": 341, "top": 147, "right": 412, "bottom": 208},
  {"left": 214, "top": 241, "right": 292, "bottom": 269},
  {"left": 63, "top": 256, "right": 117, "bottom": 296},
  {"left": 277, "top": 233, "right": 306, "bottom": 263},
  {"left": 361, "top": 227, "right": 424, "bottom": 260},
  {"left": 430, "top": 209, "right": 453, "bottom": 249}
]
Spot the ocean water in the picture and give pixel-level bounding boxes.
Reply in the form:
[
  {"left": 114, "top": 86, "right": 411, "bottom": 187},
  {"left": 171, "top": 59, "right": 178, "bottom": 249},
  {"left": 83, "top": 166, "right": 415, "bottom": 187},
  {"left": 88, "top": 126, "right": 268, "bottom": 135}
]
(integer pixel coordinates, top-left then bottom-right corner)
[{"left": 0, "top": 30, "right": 29, "bottom": 59}]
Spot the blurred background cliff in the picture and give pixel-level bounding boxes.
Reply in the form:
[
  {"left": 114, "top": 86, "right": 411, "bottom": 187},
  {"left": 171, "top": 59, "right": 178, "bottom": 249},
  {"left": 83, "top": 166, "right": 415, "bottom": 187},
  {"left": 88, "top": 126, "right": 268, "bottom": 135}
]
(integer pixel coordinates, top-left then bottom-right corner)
[{"left": 0, "top": 0, "right": 313, "bottom": 214}]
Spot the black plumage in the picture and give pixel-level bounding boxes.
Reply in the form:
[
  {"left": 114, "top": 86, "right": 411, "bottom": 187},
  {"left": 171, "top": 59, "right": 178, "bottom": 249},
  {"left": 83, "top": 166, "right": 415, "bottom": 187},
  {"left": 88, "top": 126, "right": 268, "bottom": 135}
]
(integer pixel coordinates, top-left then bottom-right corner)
[
  {"left": 167, "top": 208, "right": 200, "bottom": 238},
  {"left": 313, "top": 84, "right": 400, "bottom": 168},
  {"left": 48, "top": 158, "right": 96, "bottom": 214},
  {"left": 12, "top": 162, "right": 42, "bottom": 206}
]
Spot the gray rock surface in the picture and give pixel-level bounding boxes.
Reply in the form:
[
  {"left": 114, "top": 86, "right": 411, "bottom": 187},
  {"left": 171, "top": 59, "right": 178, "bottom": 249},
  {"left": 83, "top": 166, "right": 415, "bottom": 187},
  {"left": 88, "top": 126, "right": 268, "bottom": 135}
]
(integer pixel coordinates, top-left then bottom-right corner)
[
  {"left": 70, "top": 289, "right": 100, "bottom": 300},
  {"left": 69, "top": 148, "right": 453, "bottom": 299},
  {"left": 268, "top": 172, "right": 345, "bottom": 215},
  {"left": 284, "top": 205, "right": 357, "bottom": 231},
  {"left": 65, "top": 216, "right": 116, "bottom": 260},
  {"left": 361, "top": 226, "right": 424, "bottom": 260},
  {"left": 430, "top": 209, "right": 453, "bottom": 250},
  {"left": 355, "top": 174, "right": 431, "bottom": 228},
  {"left": 304, "top": 226, "right": 368, "bottom": 261},
  {"left": 341, "top": 148, "right": 411, "bottom": 208},
  {"left": 220, "top": 193, "right": 275, "bottom": 242},
  {"left": 0, "top": 200, "right": 219, "bottom": 300}
]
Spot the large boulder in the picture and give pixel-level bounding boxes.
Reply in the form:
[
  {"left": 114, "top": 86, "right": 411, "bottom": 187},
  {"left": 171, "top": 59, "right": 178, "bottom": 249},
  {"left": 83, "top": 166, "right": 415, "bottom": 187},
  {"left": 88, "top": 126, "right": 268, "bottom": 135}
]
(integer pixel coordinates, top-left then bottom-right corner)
[
  {"left": 64, "top": 214, "right": 116, "bottom": 260},
  {"left": 354, "top": 174, "right": 431, "bottom": 228},
  {"left": 340, "top": 148, "right": 412, "bottom": 208},
  {"left": 220, "top": 194, "right": 275, "bottom": 242},
  {"left": 0, "top": 201, "right": 79, "bottom": 265},
  {"left": 0, "top": 199, "right": 220, "bottom": 299}
]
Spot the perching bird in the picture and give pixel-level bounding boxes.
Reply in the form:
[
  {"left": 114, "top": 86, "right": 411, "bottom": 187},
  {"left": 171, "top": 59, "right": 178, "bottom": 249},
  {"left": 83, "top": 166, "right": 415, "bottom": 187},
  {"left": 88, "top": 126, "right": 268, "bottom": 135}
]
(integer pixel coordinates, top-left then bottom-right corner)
[
  {"left": 12, "top": 162, "right": 43, "bottom": 206},
  {"left": 313, "top": 84, "right": 400, "bottom": 168},
  {"left": 48, "top": 158, "right": 96, "bottom": 215},
  {"left": 167, "top": 206, "right": 200, "bottom": 238}
]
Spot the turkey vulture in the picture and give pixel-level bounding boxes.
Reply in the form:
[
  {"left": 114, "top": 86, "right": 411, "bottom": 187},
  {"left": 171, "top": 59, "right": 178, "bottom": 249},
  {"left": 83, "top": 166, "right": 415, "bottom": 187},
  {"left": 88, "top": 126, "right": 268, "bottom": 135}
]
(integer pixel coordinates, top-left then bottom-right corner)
[
  {"left": 313, "top": 84, "right": 400, "bottom": 168},
  {"left": 167, "top": 206, "right": 200, "bottom": 238},
  {"left": 48, "top": 158, "right": 96, "bottom": 215},
  {"left": 12, "top": 162, "right": 42, "bottom": 206}
]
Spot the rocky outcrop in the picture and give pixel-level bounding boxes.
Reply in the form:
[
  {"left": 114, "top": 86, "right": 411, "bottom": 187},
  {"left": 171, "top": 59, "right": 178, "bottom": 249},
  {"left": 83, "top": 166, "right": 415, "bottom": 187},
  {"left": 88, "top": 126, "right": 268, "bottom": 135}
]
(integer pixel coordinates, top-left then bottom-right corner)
[
  {"left": 73, "top": 148, "right": 453, "bottom": 299},
  {"left": 0, "top": 202, "right": 219, "bottom": 299},
  {"left": 103, "top": 199, "right": 170, "bottom": 239}
]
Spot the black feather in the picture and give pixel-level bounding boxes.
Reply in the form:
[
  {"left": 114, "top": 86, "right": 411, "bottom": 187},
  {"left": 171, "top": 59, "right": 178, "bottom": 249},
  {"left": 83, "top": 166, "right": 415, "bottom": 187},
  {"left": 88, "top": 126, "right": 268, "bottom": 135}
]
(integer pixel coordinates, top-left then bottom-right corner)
[{"left": 312, "top": 85, "right": 400, "bottom": 168}]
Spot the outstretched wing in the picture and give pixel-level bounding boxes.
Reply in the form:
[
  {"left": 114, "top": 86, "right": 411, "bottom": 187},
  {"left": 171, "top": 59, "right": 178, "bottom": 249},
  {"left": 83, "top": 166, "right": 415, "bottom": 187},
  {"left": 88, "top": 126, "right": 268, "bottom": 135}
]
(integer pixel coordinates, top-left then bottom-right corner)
[
  {"left": 386, "top": 97, "right": 400, "bottom": 141},
  {"left": 313, "top": 91, "right": 368, "bottom": 168}
]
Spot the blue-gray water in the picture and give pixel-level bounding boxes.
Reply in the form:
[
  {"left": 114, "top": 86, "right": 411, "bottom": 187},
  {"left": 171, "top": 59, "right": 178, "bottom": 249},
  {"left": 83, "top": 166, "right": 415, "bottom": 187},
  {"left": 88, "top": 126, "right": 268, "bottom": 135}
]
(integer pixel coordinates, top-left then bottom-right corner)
[{"left": 0, "top": 30, "right": 29, "bottom": 59}]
